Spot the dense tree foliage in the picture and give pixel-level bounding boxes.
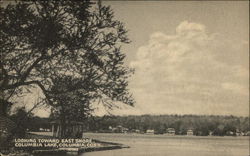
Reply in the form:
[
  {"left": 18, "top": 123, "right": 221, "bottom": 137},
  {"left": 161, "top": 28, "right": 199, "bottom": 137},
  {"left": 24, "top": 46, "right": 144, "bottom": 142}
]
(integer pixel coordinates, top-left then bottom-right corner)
[
  {"left": 0, "top": 0, "right": 134, "bottom": 138},
  {"left": 0, "top": 1, "right": 134, "bottom": 122}
]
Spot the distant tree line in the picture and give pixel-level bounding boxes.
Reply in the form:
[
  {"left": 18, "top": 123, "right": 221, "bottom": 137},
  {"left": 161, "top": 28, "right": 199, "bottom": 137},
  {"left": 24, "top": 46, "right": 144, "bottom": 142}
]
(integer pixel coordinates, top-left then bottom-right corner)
[
  {"left": 86, "top": 115, "right": 250, "bottom": 136},
  {"left": 10, "top": 112, "right": 249, "bottom": 137}
]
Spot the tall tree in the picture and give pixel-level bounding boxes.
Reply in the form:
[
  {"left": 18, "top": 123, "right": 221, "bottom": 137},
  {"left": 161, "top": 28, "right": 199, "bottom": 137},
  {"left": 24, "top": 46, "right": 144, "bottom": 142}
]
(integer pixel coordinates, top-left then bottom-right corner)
[{"left": 0, "top": 1, "right": 134, "bottom": 118}]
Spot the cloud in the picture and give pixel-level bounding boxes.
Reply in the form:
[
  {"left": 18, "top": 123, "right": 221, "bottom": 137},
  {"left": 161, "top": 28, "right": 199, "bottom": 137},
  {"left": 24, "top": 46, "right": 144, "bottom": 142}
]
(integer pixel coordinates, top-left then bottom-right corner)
[
  {"left": 130, "top": 21, "right": 249, "bottom": 116},
  {"left": 176, "top": 20, "right": 205, "bottom": 34}
]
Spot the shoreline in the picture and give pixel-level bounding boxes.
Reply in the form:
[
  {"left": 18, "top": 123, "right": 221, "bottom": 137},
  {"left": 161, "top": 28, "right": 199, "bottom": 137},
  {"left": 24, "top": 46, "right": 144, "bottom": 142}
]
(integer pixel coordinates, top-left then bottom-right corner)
[{"left": 23, "top": 133, "right": 129, "bottom": 156}]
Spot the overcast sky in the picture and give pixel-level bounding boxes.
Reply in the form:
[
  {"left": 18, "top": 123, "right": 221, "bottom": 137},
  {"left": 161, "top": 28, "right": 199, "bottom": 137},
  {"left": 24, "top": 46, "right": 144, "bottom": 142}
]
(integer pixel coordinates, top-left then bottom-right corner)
[{"left": 22, "top": 1, "right": 249, "bottom": 117}]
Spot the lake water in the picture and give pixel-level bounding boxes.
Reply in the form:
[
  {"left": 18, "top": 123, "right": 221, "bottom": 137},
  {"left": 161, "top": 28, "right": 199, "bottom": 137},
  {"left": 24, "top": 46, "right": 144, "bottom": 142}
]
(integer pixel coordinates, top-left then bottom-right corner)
[{"left": 82, "top": 133, "right": 249, "bottom": 156}]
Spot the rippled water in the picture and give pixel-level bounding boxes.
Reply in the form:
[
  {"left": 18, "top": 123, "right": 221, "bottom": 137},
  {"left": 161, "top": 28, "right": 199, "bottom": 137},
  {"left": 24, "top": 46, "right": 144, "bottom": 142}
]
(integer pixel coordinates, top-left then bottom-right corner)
[{"left": 82, "top": 133, "right": 249, "bottom": 156}]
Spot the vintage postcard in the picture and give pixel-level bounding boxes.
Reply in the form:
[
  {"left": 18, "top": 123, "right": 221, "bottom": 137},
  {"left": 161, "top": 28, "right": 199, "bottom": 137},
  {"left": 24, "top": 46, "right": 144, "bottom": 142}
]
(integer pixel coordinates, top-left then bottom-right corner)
[{"left": 0, "top": 1, "right": 249, "bottom": 156}]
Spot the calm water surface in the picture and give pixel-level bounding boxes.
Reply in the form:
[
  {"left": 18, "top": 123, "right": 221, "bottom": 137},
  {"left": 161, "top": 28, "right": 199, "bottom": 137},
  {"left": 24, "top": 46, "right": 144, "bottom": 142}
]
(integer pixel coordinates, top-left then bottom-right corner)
[{"left": 82, "top": 133, "right": 249, "bottom": 156}]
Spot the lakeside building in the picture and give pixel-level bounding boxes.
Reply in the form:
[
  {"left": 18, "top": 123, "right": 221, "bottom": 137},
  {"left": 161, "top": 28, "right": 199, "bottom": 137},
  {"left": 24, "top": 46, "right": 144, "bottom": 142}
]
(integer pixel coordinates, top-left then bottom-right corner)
[
  {"left": 208, "top": 131, "right": 213, "bottom": 136},
  {"left": 112, "top": 125, "right": 128, "bottom": 133},
  {"left": 186, "top": 129, "right": 194, "bottom": 136},
  {"left": 130, "top": 129, "right": 141, "bottom": 133},
  {"left": 166, "top": 128, "right": 175, "bottom": 135},
  {"left": 226, "top": 131, "right": 234, "bottom": 136},
  {"left": 135, "top": 129, "right": 141, "bottom": 133},
  {"left": 39, "top": 128, "right": 50, "bottom": 132},
  {"left": 235, "top": 129, "right": 243, "bottom": 136},
  {"left": 146, "top": 129, "right": 155, "bottom": 134}
]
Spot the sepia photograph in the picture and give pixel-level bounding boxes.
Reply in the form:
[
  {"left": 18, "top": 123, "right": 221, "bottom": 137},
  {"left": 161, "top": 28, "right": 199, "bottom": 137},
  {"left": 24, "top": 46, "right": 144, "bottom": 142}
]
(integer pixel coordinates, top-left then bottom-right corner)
[{"left": 0, "top": 0, "right": 249, "bottom": 156}]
